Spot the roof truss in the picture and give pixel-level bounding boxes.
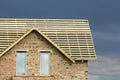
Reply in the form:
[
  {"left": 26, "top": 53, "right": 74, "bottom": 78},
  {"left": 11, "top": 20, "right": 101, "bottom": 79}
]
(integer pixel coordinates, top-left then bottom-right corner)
[{"left": 0, "top": 26, "right": 75, "bottom": 63}]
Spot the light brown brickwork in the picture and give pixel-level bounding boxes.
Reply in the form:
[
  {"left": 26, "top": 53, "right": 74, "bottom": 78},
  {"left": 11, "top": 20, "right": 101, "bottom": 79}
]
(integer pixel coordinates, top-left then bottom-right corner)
[{"left": 0, "top": 31, "right": 88, "bottom": 80}]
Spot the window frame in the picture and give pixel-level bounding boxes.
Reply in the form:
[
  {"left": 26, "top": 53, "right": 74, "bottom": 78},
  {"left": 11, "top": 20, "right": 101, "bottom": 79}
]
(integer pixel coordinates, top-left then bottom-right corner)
[
  {"left": 40, "top": 50, "right": 50, "bottom": 76},
  {"left": 16, "top": 51, "right": 27, "bottom": 76}
]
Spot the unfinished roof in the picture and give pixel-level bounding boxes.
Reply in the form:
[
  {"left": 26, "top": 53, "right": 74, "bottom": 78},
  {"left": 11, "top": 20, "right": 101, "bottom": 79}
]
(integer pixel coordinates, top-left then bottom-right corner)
[{"left": 0, "top": 18, "right": 97, "bottom": 61}]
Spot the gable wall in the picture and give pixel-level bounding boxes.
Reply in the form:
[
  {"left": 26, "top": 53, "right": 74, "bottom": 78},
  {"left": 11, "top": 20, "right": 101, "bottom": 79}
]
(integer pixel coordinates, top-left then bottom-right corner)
[{"left": 0, "top": 31, "right": 88, "bottom": 80}]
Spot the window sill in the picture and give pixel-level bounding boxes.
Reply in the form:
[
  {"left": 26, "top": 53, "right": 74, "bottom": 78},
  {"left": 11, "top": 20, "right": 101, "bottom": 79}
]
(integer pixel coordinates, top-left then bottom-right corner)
[
  {"left": 14, "top": 75, "right": 54, "bottom": 77},
  {"left": 13, "top": 76, "right": 54, "bottom": 80}
]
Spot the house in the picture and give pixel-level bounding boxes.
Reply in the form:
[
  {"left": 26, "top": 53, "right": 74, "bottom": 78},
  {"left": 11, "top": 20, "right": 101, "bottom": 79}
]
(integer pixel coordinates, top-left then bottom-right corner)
[{"left": 0, "top": 18, "right": 97, "bottom": 80}]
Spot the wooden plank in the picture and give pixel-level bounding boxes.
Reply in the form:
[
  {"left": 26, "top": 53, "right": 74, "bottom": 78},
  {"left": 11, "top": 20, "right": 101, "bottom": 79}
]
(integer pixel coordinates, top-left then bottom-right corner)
[
  {"left": 0, "top": 19, "right": 97, "bottom": 61},
  {"left": 36, "top": 28, "right": 75, "bottom": 63}
]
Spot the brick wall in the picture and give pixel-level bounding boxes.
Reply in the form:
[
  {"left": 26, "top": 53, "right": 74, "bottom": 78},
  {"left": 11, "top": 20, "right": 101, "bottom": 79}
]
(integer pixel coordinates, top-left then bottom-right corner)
[{"left": 0, "top": 31, "right": 88, "bottom": 80}]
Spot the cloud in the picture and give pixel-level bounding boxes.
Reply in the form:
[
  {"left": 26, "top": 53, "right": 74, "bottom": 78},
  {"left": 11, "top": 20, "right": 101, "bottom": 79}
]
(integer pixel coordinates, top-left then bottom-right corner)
[
  {"left": 88, "top": 55, "right": 120, "bottom": 80},
  {"left": 89, "top": 21, "right": 120, "bottom": 80},
  {"left": 88, "top": 75, "right": 100, "bottom": 80},
  {"left": 91, "top": 23, "right": 120, "bottom": 55},
  {"left": 92, "top": 22, "right": 120, "bottom": 41},
  {"left": 93, "top": 29, "right": 120, "bottom": 42}
]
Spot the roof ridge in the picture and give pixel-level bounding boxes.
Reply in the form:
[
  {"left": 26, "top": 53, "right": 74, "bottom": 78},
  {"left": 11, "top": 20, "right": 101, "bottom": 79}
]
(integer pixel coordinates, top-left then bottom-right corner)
[{"left": 0, "top": 18, "right": 88, "bottom": 21}]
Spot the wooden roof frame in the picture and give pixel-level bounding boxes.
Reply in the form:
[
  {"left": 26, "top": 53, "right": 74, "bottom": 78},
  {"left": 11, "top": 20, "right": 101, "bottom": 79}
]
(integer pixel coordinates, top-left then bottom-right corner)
[{"left": 0, "top": 26, "right": 75, "bottom": 63}]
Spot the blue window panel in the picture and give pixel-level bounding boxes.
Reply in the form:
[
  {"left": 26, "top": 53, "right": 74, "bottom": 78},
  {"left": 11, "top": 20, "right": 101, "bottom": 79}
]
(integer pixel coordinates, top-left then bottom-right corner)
[
  {"left": 16, "top": 51, "right": 26, "bottom": 76},
  {"left": 40, "top": 51, "right": 50, "bottom": 76}
]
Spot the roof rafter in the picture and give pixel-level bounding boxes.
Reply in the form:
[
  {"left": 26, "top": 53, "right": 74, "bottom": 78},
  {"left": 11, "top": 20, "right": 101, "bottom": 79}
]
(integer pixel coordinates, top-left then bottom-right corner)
[{"left": 0, "top": 26, "right": 75, "bottom": 63}]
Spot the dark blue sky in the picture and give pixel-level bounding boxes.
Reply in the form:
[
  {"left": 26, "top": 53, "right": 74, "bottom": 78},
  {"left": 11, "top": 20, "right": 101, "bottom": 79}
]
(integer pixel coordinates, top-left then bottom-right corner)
[{"left": 0, "top": 0, "right": 120, "bottom": 80}]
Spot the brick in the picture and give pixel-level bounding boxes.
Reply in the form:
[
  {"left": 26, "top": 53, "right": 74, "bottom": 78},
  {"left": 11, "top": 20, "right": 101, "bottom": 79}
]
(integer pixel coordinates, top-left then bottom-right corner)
[{"left": 0, "top": 31, "right": 88, "bottom": 80}]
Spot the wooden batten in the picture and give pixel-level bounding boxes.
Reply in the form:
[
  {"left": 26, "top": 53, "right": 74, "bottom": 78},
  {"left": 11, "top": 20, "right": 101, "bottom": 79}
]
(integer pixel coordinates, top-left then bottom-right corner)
[{"left": 0, "top": 19, "right": 97, "bottom": 61}]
